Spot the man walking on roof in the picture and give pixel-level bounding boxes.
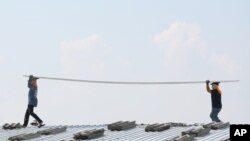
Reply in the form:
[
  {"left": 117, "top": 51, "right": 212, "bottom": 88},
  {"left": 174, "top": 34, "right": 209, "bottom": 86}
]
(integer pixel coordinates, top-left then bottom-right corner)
[
  {"left": 206, "top": 80, "right": 222, "bottom": 122},
  {"left": 23, "top": 75, "right": 45, "bottom": 128}
]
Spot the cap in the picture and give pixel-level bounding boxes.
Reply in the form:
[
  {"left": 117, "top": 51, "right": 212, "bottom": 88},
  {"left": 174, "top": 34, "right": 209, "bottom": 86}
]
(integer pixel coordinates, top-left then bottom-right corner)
[
  {"left": 30, "top": 75, "right": 39, "bottom": 80},
  {"left": 32, "top": 77, "right": 39, "bottom": 80},
  {"left": 211, "top": 81, "right": 220, "bottom": 85}
]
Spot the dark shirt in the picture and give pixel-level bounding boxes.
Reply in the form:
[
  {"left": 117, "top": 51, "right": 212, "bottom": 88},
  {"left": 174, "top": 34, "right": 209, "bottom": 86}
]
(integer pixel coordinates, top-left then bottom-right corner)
[
  {"left": 27, "top": 80, "right": 38, "bottom": 107},
  {"left": 211, "top": 89, "right": 222, "bottom": 108}
]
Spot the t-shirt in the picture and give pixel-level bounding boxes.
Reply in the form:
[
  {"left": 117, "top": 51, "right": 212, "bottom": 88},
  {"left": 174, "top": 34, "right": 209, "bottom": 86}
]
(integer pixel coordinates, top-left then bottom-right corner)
[
  {"left": 211, "top": 89, "right": 222, "bottom": 108},
  {"left": 27, "top": 80, "right": 38, "bottom": 107}
]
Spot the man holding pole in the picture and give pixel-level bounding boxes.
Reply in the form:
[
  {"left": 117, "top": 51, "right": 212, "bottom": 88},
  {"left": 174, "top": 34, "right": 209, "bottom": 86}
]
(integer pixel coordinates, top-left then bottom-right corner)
[
  {"left": 23, "top": 75, "right": 45, "bottom": 128},
  {"left": 206, "top": 80, "right": 222, "bottom": 122}
]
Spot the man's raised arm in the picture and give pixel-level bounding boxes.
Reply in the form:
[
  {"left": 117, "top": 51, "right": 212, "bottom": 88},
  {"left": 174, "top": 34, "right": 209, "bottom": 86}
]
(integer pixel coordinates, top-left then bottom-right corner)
[{"left": 206, "top": 80, "right": 211, "bottom": 93}]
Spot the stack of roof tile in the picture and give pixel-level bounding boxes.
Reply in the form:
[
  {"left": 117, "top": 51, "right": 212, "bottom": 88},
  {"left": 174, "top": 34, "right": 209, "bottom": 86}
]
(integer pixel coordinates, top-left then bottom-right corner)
[
  {"left": 182, "top": 127, "right": 211, "bottom": 137},
  {"left": 37, "top": 126, "right": 67, "bottom": 135},
  {"left": 145, "top": 123, "right": 171, "bottom": 132},
  {"left": 7, "top": 126, "right": 67, "bottom": 141},
  {"left": 2, "top": 123, "right": 22, "bottom": 130},
  {"left": 73, "top": 128, "right": 104, "bottom": 140},
  {"left": 108, "top": 121, "right": 136, "bottom": 131},
  {"left": 169, "top": 134, "right": 195, "bottom": 141},
  {"left": 8, "top": 133, "right": 41, "bottom": 141}
]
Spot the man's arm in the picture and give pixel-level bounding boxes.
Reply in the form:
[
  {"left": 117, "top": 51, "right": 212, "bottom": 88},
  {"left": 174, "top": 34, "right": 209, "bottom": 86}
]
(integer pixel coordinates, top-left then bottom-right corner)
[
  {"left": 216, "top": 87, "right": 222, "bottom": 95},
  {"left": 206, "top": 80, "right": 211, "bottom": 93},
  {"left": 28, "top": 75, "right": 33, "bottom": 88}
]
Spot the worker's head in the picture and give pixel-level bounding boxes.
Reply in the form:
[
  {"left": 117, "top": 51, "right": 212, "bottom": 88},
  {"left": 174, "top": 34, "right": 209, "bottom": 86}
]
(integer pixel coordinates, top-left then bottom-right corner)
[
  {"left": 211, "top": 82, "right": 220, "bottom": 89},
  {"left": 31, "top": 77, "right": 39, "bottom": 87}
]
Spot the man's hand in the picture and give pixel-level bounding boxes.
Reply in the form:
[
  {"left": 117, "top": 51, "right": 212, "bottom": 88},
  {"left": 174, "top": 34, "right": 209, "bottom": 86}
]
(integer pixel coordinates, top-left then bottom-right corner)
[
  {"left": 206, "top": 80, "right": 210, "bottom": 85},
  {"left": 206, "top": 80, "right": 211, "bottom": 93},
  {"left": 29, "top": 75, "right": 34, "bottom": 81}
]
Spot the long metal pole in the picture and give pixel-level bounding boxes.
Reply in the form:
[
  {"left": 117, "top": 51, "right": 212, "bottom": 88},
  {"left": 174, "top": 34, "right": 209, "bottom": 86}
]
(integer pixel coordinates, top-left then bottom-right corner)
[{"left": 23, "top": 75, "right": 239, "bottom": 85}]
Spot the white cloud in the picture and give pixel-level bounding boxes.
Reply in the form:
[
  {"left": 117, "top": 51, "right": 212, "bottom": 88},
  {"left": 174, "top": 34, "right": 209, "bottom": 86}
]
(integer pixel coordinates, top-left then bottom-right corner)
[
  {"left": 153, "top": 22, "right": 205, "bottom": 65},
  {"left": 153, "top": 22, "right": 201, "bottom": 48},
  {"left": 153, "top": 21, "right": 240, "bottom": 76},
  {"left": 60, "top": 34, "right": 108, "bottom": 78},
  {"left": 210, "top": 53, "right": 240, "bottom": 76}
]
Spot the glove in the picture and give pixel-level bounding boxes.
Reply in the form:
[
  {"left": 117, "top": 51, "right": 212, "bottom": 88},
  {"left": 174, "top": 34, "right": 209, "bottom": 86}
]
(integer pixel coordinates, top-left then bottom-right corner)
[
  {"left": 206, "top": 80, "right": 210, "bottom": 85},
  {"left": 29, "top": 75, "right": 34, "bottom": 81}
]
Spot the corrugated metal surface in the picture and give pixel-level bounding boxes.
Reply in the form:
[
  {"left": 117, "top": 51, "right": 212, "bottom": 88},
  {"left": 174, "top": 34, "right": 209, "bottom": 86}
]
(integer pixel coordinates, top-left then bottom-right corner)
[{"left": 0, "top": 124, "right": 229, "bottom": 141}]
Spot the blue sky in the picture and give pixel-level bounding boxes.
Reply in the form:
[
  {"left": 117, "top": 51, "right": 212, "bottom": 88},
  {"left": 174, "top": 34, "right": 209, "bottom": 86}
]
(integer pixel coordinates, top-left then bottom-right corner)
[{"left": 0, "top": 0, "right": 249, "bottom": 125}]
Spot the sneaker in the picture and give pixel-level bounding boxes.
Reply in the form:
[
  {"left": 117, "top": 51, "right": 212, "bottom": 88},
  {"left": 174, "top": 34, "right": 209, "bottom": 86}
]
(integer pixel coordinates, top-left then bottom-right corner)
[
  {"left": 38, "top": 122, "right": 45, "bottom": 128},
  {"left": 30, "top": 120, "right": 39, "bottom": 126}
]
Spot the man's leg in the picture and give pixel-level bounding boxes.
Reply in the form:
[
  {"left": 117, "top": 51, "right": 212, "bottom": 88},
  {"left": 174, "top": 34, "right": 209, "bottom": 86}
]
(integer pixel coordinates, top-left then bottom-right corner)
[
  {"left": 23, "top": 105, "right": 32, "bottom": 127},
  {"left": 210, "top": 109, "right": 216, "bottom": 121},
  {"left": 29, "top": 105, "right": 43, "bottom": 124},
  {"left": 213, "top": 108, "right": 221, "bottom": 122}
]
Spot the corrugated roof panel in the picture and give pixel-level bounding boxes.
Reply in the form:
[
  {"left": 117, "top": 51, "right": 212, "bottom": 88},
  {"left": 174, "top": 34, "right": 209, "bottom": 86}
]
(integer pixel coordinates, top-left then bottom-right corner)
[{"left": 1, "top": 123, "right": 229, "bottom": 141}]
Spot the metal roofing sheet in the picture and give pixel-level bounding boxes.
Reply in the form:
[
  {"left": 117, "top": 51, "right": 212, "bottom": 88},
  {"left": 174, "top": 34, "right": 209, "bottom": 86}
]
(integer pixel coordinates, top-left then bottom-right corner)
[{"left": 0, "top": 124, "right": 229, "bottom": 141}]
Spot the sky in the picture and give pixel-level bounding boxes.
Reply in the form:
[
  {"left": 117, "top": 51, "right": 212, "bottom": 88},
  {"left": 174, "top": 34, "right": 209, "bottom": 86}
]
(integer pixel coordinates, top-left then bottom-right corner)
[{"left": 0, "top": 0, "right": 249, "bottom": 125}]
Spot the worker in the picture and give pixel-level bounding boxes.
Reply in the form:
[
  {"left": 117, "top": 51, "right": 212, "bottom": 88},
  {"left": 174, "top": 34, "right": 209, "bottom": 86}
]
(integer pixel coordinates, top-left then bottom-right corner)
[
  {"left": 206, "top": 80, "right": 222, "bottom": 122},
  {"left": 23, "top": 75, "right": 45, "bottom": 128}
]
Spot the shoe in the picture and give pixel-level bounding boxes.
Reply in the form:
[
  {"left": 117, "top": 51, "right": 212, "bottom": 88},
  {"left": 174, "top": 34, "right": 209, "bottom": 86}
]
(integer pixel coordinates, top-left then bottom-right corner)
[
  {"left": 30, "top": 120, "right": 39, "bottom": 126},
  {"left": 38, "top": 122, "right": 45, "bottom": 128}
]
